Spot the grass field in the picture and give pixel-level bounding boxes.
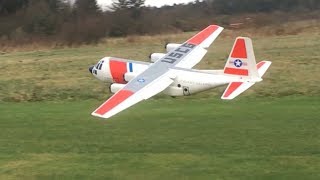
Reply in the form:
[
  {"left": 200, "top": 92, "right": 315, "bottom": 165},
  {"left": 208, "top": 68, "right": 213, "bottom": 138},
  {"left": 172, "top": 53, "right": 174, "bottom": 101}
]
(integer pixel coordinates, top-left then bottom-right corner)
[
  {"left": 1, "top": 97, "right": 319, "bottom": 179},
  {"left": 0, "top": 27, "right": 320, "bottom": 179}
]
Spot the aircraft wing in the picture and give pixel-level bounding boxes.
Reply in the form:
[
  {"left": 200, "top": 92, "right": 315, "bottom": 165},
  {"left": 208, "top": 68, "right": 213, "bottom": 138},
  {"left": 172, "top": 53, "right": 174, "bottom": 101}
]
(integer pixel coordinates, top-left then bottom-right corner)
[
  {"left": 92, "top": 25, "right": 223, "bottom": 119},
  {"left": 187, "top": 25, "right": 224, "bottom": 49},
  {"left": 92, "top": 70, "right": 174, "bottom": 118},
  {"left": 174, "top": 25, "right": 224, "bottom": 69}
]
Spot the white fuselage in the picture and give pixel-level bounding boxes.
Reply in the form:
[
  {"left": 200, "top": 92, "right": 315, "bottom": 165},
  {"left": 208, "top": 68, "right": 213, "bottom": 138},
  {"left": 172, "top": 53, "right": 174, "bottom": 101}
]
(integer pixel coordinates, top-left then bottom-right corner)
[
  {"left": 163, "top": 69, "right": 239, "bottom": 96},
  {"left": 89, "top": 57, "right": 245, "bottom": 97}
]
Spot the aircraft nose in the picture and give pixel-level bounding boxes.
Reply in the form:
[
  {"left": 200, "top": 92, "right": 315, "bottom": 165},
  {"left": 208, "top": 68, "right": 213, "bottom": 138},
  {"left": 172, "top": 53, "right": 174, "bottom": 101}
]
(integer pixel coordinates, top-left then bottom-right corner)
[{"left": 89, "top": 66, "right": 94, "bottom": 74}]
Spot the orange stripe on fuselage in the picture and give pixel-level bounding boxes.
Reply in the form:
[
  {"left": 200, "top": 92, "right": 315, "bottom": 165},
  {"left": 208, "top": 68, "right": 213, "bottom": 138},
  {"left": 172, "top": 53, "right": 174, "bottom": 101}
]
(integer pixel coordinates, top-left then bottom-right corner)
[
  {"left": 187, "top": 25, "right": 219, "bottom": 45},
  {"left": 109, "top": 60, "right": 127, "bottom": 83},
  {"left": 94, "top": 90, "right": 134, "bottom": 115},
  {"left": 231, "top": 39, "right": 247, "bottom": 59}
]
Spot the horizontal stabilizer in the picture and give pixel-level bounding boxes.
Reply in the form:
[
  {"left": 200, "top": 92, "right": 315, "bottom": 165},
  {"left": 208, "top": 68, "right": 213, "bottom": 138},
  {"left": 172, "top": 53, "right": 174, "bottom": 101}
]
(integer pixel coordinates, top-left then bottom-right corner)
[
  {"left": 221, "top": 82, "right": 255, "bottom": 100},
  {"left": 256, "top": 61, "right": 272, "bottom": 77},
  {"left": 221, "top": 61, "right": 271, "bottom": 100}
]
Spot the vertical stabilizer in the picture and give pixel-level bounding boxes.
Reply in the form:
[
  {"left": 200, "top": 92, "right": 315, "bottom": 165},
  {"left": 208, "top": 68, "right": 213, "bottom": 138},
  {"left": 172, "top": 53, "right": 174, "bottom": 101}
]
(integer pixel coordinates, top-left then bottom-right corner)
[{"left": 223, "top": 37, "right": 259, "bottom": 79}]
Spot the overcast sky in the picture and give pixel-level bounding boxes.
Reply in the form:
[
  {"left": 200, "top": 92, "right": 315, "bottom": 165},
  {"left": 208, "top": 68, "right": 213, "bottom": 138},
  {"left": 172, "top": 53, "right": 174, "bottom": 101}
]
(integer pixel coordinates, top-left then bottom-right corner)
[{"left": 97, "top": 0, "right": 197, "bottom": 8}]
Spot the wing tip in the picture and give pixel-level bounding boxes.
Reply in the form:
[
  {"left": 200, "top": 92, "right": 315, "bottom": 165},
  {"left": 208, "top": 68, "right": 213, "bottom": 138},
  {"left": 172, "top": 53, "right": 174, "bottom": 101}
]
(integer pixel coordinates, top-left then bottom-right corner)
[
  {"left": 91, "top": 112, "right": 110, "bottom": 119},
  {"left": 221, "top": 96, "right": 234, "bottom": 100},
  {"left": 187, "top": 24, "right": 224, "bottom": 45},
  {"left": 92, "top": 90, "right": 134, "bottom": 118}
]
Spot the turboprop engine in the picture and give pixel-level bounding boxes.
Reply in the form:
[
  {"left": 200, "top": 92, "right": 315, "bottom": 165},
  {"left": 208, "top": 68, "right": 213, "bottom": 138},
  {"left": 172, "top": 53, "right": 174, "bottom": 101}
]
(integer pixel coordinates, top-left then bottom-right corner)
[
  {"left": 109, "top": 83, "right": 125, "bottom": 94},
  {"left": 165, "top": 43, "right": 181, "bottom": 52},
  {"left": 124, "top": 72, "right": 137, "bottom": 82},
  {"left": 149, "top": 53, "right": 166, "bottom": 62}
]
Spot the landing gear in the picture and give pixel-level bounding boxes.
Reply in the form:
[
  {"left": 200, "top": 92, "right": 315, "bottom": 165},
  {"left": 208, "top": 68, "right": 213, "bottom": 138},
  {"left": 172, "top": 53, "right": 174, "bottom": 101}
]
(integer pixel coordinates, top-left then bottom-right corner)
[{"left": 183, "top": 86, "right": 191, "bottom": 96}]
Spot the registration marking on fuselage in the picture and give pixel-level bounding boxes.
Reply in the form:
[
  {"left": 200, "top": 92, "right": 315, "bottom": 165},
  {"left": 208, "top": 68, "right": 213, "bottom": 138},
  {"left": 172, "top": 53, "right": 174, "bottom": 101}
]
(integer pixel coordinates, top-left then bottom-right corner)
[{"left": 161, "top": 43, "right": 196, "bottom": 64}]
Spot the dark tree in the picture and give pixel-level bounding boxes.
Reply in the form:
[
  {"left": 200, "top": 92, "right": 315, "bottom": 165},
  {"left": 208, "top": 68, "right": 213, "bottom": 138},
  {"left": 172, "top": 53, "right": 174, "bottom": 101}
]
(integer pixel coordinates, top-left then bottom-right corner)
[
  {"left": 74, "top": 0, "right": 100, "bottom": 14},
  {"left": 111, "top": 0, "right": 145, "bottom": 20},
  {"left": 111, "top": 0, "right": 145, "bottom": 10},
  {"left": 23, "top": 0, "right": 65, "bottom": 35},
  {"left": 0, "top": 0, "right": 28, "bottom": 15}
]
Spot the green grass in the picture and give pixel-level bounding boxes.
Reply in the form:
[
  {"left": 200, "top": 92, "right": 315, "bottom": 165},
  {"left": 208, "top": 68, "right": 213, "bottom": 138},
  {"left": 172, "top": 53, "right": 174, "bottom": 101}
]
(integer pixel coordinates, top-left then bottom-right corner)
[
  {"left": 0, "top": 96, "right": 319, "bottom": 179},
  {"left": 0, "top": 28, "right": 320, "bottom": 179}
]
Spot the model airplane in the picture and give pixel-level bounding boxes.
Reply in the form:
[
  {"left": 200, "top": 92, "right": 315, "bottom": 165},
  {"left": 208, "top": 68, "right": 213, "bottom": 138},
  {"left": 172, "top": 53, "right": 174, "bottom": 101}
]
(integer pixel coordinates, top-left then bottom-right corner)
[{"left": 89, "top": 25, "right": 271, "bottom": 119}]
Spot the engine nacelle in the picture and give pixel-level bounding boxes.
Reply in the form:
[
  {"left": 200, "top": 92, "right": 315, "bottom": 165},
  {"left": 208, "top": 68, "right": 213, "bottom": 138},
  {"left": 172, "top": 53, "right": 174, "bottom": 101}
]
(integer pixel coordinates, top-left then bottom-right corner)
[
  {"left": 149, "top": 53, "right": 166, "bottom": 63},
  {"left": 124, "top": 72, "right": 138, "bottom": 82},
  {"left": 165, "top": 43, "right": 181, "bottom": 52},
  {"left": 110, "top": 83, "right": 126, "bottom": 94}
]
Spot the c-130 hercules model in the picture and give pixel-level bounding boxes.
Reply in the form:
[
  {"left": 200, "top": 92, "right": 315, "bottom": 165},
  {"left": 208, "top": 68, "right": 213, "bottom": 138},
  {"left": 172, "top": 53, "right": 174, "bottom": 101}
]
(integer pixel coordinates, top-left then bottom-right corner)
[{"left": 89, "top": 25, "right": 271, "bottom": 119}]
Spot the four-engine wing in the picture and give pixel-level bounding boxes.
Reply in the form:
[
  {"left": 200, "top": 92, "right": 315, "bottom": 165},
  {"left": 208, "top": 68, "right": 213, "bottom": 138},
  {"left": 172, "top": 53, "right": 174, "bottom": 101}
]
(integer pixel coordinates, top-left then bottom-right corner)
[{"left": 92, "top": 25, "right": 224, "bottom": 118}]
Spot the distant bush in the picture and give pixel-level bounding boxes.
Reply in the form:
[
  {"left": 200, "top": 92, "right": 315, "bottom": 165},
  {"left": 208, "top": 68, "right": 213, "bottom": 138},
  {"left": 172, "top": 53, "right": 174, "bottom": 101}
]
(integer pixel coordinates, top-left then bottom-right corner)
[{"left": 0, "top": 0, "right": 319, "bottom": 47}]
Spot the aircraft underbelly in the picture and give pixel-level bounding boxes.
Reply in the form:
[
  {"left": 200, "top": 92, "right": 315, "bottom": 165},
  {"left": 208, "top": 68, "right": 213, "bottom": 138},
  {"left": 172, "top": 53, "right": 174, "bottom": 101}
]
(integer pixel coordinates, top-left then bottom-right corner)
[{"left": 163, "top": 73, "right": 229, "bottom": 96}]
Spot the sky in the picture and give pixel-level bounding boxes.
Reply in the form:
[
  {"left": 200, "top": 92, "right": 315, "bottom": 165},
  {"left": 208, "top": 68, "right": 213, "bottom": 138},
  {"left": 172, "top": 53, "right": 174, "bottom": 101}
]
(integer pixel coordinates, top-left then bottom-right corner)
[{"left": 97, "top": 0, "right": 197, "bottom": 8}]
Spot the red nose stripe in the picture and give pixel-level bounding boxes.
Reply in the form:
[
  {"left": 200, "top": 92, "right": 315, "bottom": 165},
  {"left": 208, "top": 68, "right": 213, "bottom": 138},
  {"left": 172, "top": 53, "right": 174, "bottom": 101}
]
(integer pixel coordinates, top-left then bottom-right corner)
[
  {"left": 223, "top": 82, "right": 243, "bottom": 98},
  {"left": 224, "top": 67, "right": 249, "bottom": 76},
  {"left": 109, "top": 60, "right": 127, "bottom": 83},
  {"left": 231, "top": 39, "right": 247, "bottom": 59},
  {"left": 187, "top": 25, "right": 219, "bottom": 45},
  {"left": 94, "top": 90, "right": 134, "bottom": 115}
]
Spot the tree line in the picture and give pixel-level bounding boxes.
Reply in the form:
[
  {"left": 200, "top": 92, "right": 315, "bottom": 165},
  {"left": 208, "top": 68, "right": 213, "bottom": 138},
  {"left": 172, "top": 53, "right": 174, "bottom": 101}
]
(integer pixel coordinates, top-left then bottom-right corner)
[{"left": 0, "top": 0, "right": 319, "bottom": 45}]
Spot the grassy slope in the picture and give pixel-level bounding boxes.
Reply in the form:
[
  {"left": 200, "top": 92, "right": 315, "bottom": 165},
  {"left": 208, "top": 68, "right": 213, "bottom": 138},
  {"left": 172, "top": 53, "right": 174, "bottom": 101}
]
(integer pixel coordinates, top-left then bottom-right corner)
[
  {"left": 0, "top": 27, "right": 320, "bottom": 179},
  {"left": 0, "top": 29, "right": 319, "bottom": 101}
]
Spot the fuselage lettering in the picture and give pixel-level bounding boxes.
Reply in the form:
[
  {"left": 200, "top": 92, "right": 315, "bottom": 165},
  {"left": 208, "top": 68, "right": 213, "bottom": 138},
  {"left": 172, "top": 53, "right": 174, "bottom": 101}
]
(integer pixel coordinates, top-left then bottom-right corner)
[
  {"left": 168, "top": 52, "right": 183, "bottom": 59},
  {"left": 161, "top": 43, "right": 196, "bottom": 64},
  {"left": 182, "top": 43, "right": 196, "bottom": 49},
  {"left": 175, "top": 48, "right": 190, "bottom": 53}
]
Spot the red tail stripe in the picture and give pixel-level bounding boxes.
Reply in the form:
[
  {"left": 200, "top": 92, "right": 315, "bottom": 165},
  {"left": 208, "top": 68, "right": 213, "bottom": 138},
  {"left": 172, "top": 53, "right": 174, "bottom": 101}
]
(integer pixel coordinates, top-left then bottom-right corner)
[
  {"left": 224, "top": 68, "right": 249, "bottom": 76},
  {"left": 94, "top": 90, "right": 134, "bottom": 115},
  {"left": 187, "top": 25, "right": 219, "bottom": 45},
  {"left": 109, "top": 60, "right": 127, "bottom": 83},
  {"left": 223, "top": 82, "right": 243, "bottom": 98},
  {"left": 256, "top": 61, "right": 266, "bottom": 69},
  {"left": 231, "top": 39, "right": 247, "bottom": 59}
]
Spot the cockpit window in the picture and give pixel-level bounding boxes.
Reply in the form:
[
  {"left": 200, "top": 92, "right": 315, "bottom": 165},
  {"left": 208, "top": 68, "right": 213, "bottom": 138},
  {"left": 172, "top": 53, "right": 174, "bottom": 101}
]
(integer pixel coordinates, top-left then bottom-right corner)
[
  {"left": 98, "top": 60, "right": 104, "bottom": 70},
  {"left": 95, "top": 60, "right": 104, "bottom": 70},
  {"left": 93, "top": 69, "right": 97, "bottom": 75}
]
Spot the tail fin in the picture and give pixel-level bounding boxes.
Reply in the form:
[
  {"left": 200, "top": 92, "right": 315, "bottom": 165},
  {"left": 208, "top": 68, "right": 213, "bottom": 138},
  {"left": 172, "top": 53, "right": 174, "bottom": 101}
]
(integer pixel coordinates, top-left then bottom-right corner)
[
  {"left": 221, "top": 37, "right": 272, "bottom": 100},
  {"left": 223, "top": 37, "right": 259, "bottom": 79}
]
